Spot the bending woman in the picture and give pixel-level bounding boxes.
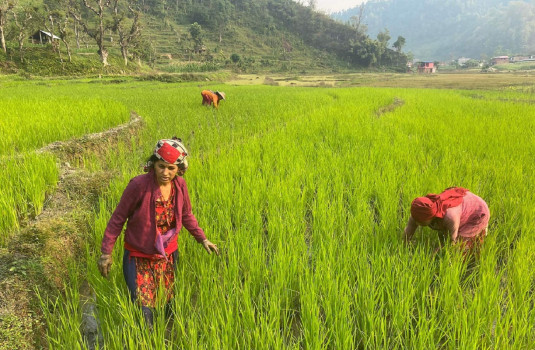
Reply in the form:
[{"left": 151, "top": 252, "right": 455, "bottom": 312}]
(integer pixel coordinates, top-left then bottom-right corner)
[
  {"left": 97, "top": 138, "right": 218, "bottom": 326},
  {"left": 201, "top": 90, "right": 225, "bottom": 108},
  {"left": 404, "top": 187, "right": 490, "bottom": 251}
]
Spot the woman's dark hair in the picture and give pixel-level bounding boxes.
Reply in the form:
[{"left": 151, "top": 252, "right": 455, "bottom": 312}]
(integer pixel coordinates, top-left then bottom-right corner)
[
  {"left": 143, "top": 154, "right": 160, "bottom": 172},
  {"left": 147, "top": 154, "right": 159, "bottom": 164}
]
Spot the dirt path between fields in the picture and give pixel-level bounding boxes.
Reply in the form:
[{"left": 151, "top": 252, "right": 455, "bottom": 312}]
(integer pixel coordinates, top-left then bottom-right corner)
[
  {"left": 0, "top": 111, "right": 143, "bottom": 350},
  {"left": 376, "top": 97, "right": 405, "bottom": 117}
]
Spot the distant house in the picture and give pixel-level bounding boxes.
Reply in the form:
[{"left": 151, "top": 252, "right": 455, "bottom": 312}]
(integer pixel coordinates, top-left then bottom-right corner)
[
  {"left": 30, "top": 30, "right": 60, "bottom": 44},
  {"left": 491, "top": 56, "right": 509, "bottom": 65},
  {"left": 510, "top": 55, "right": 535, "bottom": 63},
  {"left": 417, "top": 61, "right": 436, "bottom": 73},
  {"left": 510, "top": 56, "right": 528, "bottom": 62}
]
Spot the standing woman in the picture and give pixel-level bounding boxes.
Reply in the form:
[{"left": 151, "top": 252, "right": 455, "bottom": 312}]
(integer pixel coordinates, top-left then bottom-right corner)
[
  {"left": 404, "top": 187, "right": 490, "bottom": 252},
  {"left": 97, "top": 138, "right": 218, "bottom": 326}
]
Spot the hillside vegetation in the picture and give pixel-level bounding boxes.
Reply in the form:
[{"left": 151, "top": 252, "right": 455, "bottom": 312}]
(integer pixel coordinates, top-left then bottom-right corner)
[
  {"left": 0, "top": 0, "right": 410, "bottom": 76},
  {"left": 333, "top": 0, "right": 535, "bottom": 61}
]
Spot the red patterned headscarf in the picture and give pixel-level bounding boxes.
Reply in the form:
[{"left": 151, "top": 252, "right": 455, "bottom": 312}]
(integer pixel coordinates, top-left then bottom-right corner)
[
  {"left": 144, "top": 137, "right": 189, "bottom": 172},
  {"left": 410, "top": 187, "right": 468, "bottom": 222},
  {"left": 154, "top": 138, "right": 188, "bottom": 166}
]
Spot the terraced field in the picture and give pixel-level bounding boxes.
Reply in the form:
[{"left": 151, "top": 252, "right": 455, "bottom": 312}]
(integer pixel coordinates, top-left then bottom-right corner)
[{"left": 1, "top": 76, "right": 534, "bottom": 349}]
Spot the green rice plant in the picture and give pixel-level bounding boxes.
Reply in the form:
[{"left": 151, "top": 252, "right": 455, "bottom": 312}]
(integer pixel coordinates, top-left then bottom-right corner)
[
  {"left": 0, "top": 91, "right": 130, "bottom": 244},
  {"left": 1, "top": 79, "right": 534, "bottom": 348},
  {"left": 0, "top": 153, "right": 58, "bottom": 244},
  {"left": 37, "top": 263, "right": 86, "bottom": 350},
  {"left": 0, "top": 96, "right": 129, "bottom": 154}
]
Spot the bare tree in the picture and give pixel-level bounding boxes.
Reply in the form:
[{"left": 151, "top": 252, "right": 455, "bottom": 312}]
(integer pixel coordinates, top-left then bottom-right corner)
[
  {"left": 42, "top": 6, "right": 61, "bottom": 59},
  {"left": 50, "top": 6, "right": 73, "bottom": 62},
  {"left": 0, "top": 0, "right": 16, "bottom": 53},
  {"left": 73, "top": 14, "right": 80, "bottom": 48},
  {"left": 71, "top": 0, "right": 111, "bottom": 65},
  {"left": 39, "top": 0, "right": 78, "bottom": 63},
  {"left": 111, "top": 0, "right": 141, "bottom": 66},
  {"left": 58, "top": 14, "right": 73, "bottom": 61},
  {"left": 68, "top": 0, "right": 88, "bottom": 49},
  {"left": 350, "top": 4, "right": 367, "bottom": 40},
  {"left": 11, "top": 5, "right": 33, "bottom": 62}
]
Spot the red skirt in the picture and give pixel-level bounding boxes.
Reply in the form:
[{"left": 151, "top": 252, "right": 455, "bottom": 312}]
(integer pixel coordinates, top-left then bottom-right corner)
[{"left": 134, "top": 253, "right": 176, "bottom": 308}]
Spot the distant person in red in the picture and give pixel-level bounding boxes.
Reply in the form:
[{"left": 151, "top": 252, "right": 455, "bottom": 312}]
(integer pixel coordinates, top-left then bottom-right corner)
[
  {"left": 404, "top": 187, "right": 490, "bottom": 252},
  {"left": 201, "top": 90, "right": 225, "bottom": 108}
]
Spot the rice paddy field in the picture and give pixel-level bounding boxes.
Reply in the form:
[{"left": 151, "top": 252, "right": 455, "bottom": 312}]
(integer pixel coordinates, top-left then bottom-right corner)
[{"left": 1, "top": 74, "right": 535, "bottom": 349}]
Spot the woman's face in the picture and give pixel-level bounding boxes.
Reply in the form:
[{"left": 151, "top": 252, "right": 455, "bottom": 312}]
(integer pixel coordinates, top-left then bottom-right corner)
[
  {"left": 154, "top": 160, "right": 180, "bottom": 185},
  {"left": 415, "top": 219, "right": 432, "bottom": 227},
  {"left": 416, "top": 217, "right": 440, "bottom": 229}
]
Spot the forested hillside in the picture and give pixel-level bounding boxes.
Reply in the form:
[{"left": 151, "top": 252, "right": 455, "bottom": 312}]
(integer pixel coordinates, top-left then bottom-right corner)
[
  {"left": 0, "top": 0, "right": 409, "bottom": 75},
  {"left": 333, "top": 0, "right": 535, "bottom": 61}
]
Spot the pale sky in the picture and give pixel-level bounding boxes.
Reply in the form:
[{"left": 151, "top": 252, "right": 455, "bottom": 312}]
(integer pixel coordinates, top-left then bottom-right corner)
[{"left": 314, "top": 0, "right": 367, "bottom": 13}]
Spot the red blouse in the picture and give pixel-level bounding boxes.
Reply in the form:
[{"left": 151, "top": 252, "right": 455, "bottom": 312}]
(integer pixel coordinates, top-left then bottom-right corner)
[{"left": 126, "top": 183, "right": 178, "bottom": 258}]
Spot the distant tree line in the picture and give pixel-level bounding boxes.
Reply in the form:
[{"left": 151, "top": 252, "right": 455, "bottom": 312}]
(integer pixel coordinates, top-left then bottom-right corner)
[
  {"left": 0, "top": 0, "right": 410, "bottom": 69},
  {"left": 334, "top": 0, "right": 535, "bottom": 60},
  {"left": 132, "top": 0, "right": 409, "bottom": 68}
]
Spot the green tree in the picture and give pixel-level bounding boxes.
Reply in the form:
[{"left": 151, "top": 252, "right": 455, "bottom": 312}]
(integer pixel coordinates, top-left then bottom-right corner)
[
  {"left": 230, "top": 52, "right": 240, "bottom": 63},
  {"left": 376, "top": 28, "right": 390, "bottom": 64},
  {"left": 392, "top": 35, "right": 405, "bottom": 52},
  {"left": 212, "top": 0, "right": 232, "bottom": 42},
  {"left": 351, "top": 37, "right": 378, "bottom": 67},
  {"left": 189, "top": 21, "right": 203, "bottom": 51}
]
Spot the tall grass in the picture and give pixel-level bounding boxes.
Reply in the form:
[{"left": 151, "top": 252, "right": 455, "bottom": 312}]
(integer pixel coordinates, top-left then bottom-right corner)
[{"left": 2, "top": 79, "right": 534, "bottom": 348}]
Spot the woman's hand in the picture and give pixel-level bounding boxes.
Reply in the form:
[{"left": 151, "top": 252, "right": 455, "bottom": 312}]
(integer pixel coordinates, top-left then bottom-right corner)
[
  {"left": 202, "top": 239, "right": 219, "bottom": 255},
  {"left": 403, "top": 226, "right": 416, "bottom": 245},
  {"left": 403, "top": 216, "right": 417, "bottom": 244},
  {"left": 98, "top": 253, "right": 113, "bottom": 277}
]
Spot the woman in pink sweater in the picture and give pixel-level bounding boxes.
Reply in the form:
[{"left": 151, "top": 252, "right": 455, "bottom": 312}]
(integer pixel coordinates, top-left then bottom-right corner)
[
  {"left": 98, "top": 137, "right": 218, "bottom": 326},
  {"left": 404, "top": 187, "right": 490, "bottom": 252}
]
